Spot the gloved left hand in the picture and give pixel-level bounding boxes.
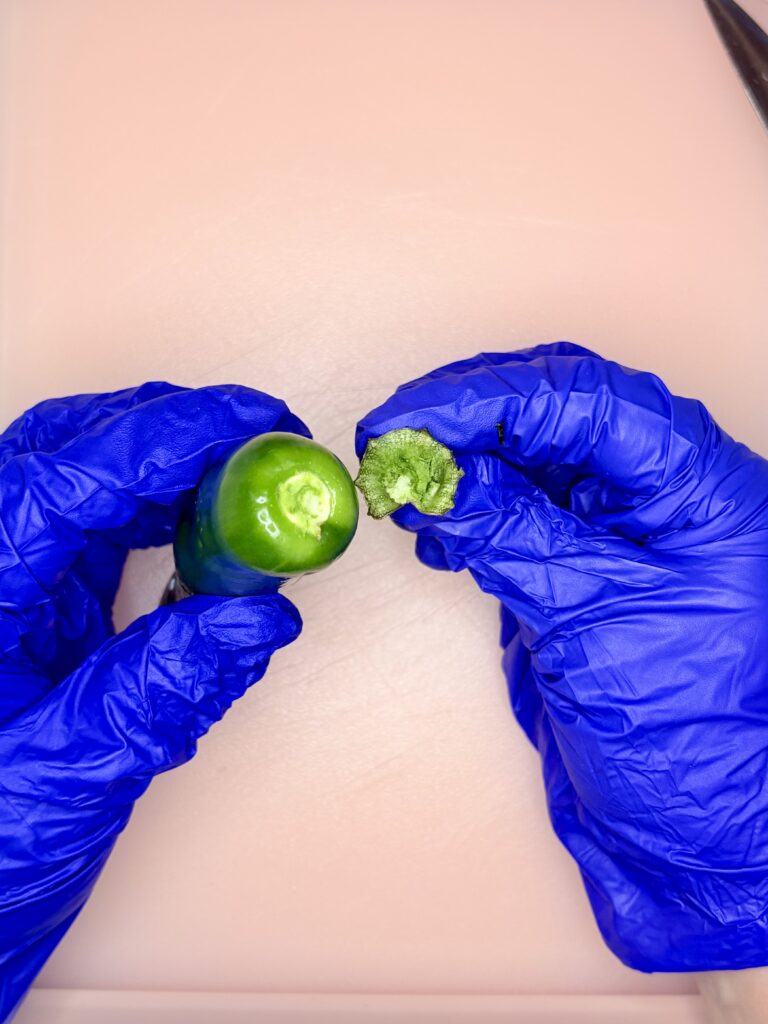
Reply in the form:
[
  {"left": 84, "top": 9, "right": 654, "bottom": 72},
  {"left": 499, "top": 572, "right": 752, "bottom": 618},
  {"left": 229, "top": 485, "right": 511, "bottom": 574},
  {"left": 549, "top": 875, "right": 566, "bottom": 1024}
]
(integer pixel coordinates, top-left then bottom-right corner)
[{"left": 0, "top": 382, "right": 308, "bottom": 1021}]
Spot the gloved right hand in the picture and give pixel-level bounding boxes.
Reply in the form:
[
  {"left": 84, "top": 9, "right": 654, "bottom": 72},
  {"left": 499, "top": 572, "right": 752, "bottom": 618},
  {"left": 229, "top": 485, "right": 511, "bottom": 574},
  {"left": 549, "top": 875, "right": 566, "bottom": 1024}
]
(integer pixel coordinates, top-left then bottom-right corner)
[
  {"left": 0, "top": 382, "right": 307, "bottom": 1021},
  {"left": 356, "top": 342, "right": 768, "bottom": 974}
]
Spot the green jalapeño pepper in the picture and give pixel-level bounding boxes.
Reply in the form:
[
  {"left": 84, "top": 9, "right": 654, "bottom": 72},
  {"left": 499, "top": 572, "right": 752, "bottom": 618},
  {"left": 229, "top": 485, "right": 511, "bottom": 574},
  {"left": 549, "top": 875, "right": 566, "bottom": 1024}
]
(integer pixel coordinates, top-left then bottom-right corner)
[{"left": 164, "top": 433, "right": 359, "bottom": 601}]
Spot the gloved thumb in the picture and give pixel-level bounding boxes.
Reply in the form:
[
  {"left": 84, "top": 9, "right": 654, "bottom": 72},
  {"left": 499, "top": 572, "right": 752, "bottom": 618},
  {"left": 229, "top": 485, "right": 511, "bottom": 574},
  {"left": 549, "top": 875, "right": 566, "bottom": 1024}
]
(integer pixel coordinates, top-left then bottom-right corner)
[
  {"left": 0, "top": 593, "right": 302, "bottom": 858},
  {"left": 0, "top": 594, "right": 300, "bottom": 1006},
  {"left": 393, "top": 454, "right": 657, "bottom": 637}
]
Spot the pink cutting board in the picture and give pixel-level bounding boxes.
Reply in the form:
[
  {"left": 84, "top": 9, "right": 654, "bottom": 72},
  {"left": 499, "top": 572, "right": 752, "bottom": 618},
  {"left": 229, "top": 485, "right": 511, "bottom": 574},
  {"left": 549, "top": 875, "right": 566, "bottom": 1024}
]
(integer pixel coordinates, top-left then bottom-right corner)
[{"left": 1, "top": 0, "right": 767, "bottom": 1008}]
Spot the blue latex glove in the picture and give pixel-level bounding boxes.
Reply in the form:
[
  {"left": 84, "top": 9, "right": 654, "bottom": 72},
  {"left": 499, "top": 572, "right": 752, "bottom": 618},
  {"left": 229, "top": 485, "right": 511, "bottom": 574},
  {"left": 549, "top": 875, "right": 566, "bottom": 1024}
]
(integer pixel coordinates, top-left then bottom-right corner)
[
  {"left": 356, "top": 342, "right": 768, "bottom": 973},
  {"left": 0, "top": 382, "right": 308, "bottom": 1020}
]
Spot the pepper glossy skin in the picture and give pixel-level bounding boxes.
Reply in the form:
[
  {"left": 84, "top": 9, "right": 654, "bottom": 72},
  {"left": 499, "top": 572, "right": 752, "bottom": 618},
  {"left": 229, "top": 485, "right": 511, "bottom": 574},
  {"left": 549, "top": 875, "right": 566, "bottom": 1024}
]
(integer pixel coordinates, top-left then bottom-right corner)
[{"left": 174, "top": 432, "right": 359, "bottom": 596}]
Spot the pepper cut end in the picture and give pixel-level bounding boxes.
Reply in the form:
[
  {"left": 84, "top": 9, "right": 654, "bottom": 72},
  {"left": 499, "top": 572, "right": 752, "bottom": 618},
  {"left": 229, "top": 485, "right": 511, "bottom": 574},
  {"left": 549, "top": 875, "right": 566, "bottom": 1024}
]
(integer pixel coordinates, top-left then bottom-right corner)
[
  {"left": 276, "top": 470, "right": 332, "bottom": 540},
  {"left": 355, "top": 428, "right": 463, "bottom": 519}
]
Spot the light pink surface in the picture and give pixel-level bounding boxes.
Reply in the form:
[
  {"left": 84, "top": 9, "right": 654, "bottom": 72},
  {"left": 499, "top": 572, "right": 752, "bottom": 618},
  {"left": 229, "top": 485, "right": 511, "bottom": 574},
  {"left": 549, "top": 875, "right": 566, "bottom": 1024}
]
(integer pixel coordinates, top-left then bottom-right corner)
[
  {"left": 13, "top": 990, "right": 709, "bottom": 1024},
  {"left": 2, "top": 0, "right": 768, "bottom": 1002}
]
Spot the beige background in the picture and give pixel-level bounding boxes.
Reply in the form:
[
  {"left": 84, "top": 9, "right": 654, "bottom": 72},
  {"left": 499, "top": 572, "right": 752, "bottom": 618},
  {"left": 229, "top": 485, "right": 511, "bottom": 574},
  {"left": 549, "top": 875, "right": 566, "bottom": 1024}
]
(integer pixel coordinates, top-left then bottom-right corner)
[{"left": 2, "top": 0, "right": 767, "bottom": 1010}]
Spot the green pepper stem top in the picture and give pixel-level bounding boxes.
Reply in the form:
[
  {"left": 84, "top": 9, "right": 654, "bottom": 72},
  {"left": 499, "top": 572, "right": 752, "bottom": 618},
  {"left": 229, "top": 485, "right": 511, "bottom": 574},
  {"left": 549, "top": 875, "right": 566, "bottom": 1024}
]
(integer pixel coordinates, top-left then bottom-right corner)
[
  {"left": 354, "top": 427, "right": 463, "bottom": 519},
  {"left": 276, "top": 470, "right": 333, "bottom": 540}
]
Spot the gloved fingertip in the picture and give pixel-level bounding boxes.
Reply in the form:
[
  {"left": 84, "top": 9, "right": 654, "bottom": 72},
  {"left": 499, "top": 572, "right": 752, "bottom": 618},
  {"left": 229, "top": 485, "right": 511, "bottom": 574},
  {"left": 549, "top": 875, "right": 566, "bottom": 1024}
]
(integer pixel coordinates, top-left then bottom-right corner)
[
  {"left": 390, "top": 503, "right": 439, "bottom": 532},
  {"left": 414, "top": 534, "right": 453, "bottom": 571},
  {"left": 243, "top": 593, "right": 304, "bottom": 647},
  {"left": 353, "top": 423, "right": 365, "bottom": 459},
  {"left": 536, "top": 340, "right": 605, "bottom": 361},
  {"left": 189, "top": 385, "right": 312, "bottom": 445},
  {"left": 162, "top": 592, "right": 302, "bottom": 651}
]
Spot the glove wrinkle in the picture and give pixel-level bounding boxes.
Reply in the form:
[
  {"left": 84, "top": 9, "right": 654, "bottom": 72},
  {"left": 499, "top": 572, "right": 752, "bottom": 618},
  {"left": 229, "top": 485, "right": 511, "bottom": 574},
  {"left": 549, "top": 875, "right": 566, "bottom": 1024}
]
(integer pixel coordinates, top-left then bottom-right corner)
[
  {"left": 357, "top": 343, "right": 768, "bottom": 972},
  {"left": 0, "top": 384, "right": 307, "bottom": 1021}
]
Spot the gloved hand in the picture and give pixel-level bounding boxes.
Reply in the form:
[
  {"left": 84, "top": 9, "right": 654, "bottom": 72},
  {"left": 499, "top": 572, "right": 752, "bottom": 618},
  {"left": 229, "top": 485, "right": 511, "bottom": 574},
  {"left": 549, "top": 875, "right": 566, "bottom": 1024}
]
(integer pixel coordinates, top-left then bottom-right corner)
[
  {"left": 357, "top": 342, "right": 768, "bottom": 973},
  {"left": 0, "top": 382, "right": 308, "bottom": 1020}
]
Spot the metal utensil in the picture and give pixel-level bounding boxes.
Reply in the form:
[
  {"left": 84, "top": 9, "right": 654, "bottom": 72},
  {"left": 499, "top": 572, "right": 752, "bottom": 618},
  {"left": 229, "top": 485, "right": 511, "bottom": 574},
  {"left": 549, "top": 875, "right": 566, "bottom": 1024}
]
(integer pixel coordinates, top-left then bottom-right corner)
[{"left": 703, "top": 0, "right": 768, "bottom": 131}]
